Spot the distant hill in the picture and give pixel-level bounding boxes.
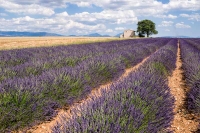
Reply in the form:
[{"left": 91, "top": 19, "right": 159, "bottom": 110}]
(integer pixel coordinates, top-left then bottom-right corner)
[
  {"left": 160, "top": 36, "right": 177, "bottom": 38},
  {"left": 161, "top": 36, "right": 192, "bottom": 38},
  {"left": 101, "top": 34, "right": 111, "bottom": 37},
  {"left": 0, "top": 31, "right": 63, "bottom": 37},
  {"left": 115, "top": 33, "right": 122, "bottom": 37},
  {"left": 83, "top": 33, "right": 111, "bottom": 37},
  {"left": 86, "top": 33, "right": 101, "bottom": 37},
  {"left": 68, "top": 35, "right": 77, "bottom": 37},
  {"left": 176, "top": 36, "right": 191, "bottom": 38}
]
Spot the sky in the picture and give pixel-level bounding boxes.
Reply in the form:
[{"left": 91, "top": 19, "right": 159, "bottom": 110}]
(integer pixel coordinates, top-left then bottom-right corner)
[{"left": 0, "top": 0, "right": 200, "bottom": 37}]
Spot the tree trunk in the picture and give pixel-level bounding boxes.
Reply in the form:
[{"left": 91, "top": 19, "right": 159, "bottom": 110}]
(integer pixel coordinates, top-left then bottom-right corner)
[{"left": 147, "top": 31, "right": 149, "bottom": 37}]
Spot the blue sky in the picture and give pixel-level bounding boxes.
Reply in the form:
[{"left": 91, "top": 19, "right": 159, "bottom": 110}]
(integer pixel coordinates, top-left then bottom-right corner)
[{"left": 0, "top": 0, "right": 200, "bottom": 37}]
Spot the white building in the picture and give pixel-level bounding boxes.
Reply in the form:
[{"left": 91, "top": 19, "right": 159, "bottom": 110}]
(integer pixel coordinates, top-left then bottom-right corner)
[{"left": 120, "top": 30, "right": 135, "bottom": 38}]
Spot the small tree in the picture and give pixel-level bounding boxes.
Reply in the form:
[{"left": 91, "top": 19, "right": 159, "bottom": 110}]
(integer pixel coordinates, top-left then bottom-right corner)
[{"left": 137, "top": 19, "right": 158, "bottom": 37}]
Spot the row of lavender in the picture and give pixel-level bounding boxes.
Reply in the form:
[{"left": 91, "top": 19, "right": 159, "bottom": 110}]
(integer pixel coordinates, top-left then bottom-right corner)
[
  {"left": 180, "top": 39, "right": 200, "bottom": 113},
  {"left": 0, "top": 39, "right": 149, "bottom": 82},
  {"left": 184, "top": 38, "right": 200, "bottom": 50},
  {"left": 0, "top": 39, "right": 165, "bottom": 83},
  {"left": 0, "top": 39, "right": 169, "bottom": 131},
  {"left": 52, "top": 39, "right": 177, "bottom": 133}
]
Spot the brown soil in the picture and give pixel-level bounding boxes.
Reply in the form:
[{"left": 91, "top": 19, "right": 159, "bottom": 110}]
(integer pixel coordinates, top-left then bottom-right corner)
[
  {"left": 26, "top": 52, "right": 152, "bottom": 133},
  {"left": 168, "top": 41, "right": 199, "bottom": 133}
]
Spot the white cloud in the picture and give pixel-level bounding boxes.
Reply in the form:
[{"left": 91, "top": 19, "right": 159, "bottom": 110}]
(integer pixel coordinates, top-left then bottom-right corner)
[
  {"left": 6, "top": 0, "right": 163, "bottom": 12},
  {"left": 115, "top": 27, "right": 125, "bottom": 31},
  {"left": 0, "top": 0, "right": 55, "bottom": 16},
  {"left": 3, "top": 0, "right": 166, "bottom": 17},
  {"left": 163, "top": 0, "right": 200, "bottom": 11},
  {"left": 13, "top": 16, "right": 35, "bottom": 24},
  {"left": 76, "top": 30, "right": 88, "bottom": 34},
  {"left": 0, "top": 13, "right": 7, "bottom": 16},
  {"left": 180, "top": 13, "right": 200, "bottom": 21},
  {"left": 165, "top": 29, "right": 170, "bottom": 32},
  {"left": 76, "top": 30, "right": 82, "bottom": 34},
  {"left": 180, "top": 14, "right": 189, "bottom": 17},
  {"left": 68, "top": 12, "right": 97, "bottom": 22},
  {"left": 168, "top": 14, "right": 177, "bottom": 19},
  {"left": 76, "top": 2, "right": 91, "bottom": 7},
  {"left": 158, "top": 21, "right": 174, "bottom": 27},
  {"left": 60, "top": 10, "right": 138, "bottom": 24},
  {"left": 56, "top": 12, "right": 69, "bottom": 17},
  {"left": 134, "top": 7, "right": 166, "bottom": 17},
  {"left": 98, "top": 10, "right": 138, "bottom": 24},
  {"left": 1, "top": 0, "right": 199, "bottom": 36},
  {"left": 69, "top": 0, "right": 200, "bottom": 14},
  {"left": 106, "top": 29, "right": 113, "bottom": 33},
  {"left": 156, "top": 14, "right": 177, "bottom": 19},
  {"left": 7, "top": 0, "right": 67, "bottom": 8},
  {"left": 59, "top": 20, "right": 106, "bottom": 32},
  {"left": 96, "top": 10, "right": 136, "bottom": 24},
  {"left": 175, "top": 22, "right": 191, "bottom": 28},
  {"left": 5, "top": 0, "right": 200, "bottom": 15},
  {"left": 1, "top": 1, "right": 159, "bottom": 16},
  {"left": 0, "top": 16, "right": 106, "bottom": 35}
]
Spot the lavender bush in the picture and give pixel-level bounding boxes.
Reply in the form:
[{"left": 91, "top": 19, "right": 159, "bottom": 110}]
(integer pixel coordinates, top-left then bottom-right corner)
[
  {"left": 180, "top": 39, "right": 200, "bottom": 113},
  {"left": 52, "top": 39, "right": 177, "bottom": 133},
  {"left": 0, "top": 39, "right": 170, "bottom": 131}
]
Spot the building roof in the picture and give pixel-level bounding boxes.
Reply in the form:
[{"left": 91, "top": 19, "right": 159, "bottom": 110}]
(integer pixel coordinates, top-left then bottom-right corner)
[{"left": 124, "top": 29, "right": 135, "bottom": 32}]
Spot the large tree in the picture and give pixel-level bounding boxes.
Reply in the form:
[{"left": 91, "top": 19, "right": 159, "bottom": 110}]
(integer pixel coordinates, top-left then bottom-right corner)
[{"left": 137, "top": 19, "right": 158, "bottom": 37}]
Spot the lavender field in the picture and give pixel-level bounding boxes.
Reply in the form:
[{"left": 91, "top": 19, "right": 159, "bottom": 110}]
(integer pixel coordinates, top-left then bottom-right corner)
[
  {"left": 0, "top": 38, "right": 199, "bottom": 132},
  {"left": 180, "top": 39, "right": 200, "bottom": 114}
]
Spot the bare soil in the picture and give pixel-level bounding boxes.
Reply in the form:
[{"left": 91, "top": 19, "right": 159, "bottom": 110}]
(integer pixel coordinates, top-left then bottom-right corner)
[
  {"left": 26, "top": 52, "right": 152, "bottom": 133},
  {"left": 168, "top": 42, "right": 199, "bottom": 133},
  {"left": 0, "top": 37, "right": 121, "bottom": 51}
]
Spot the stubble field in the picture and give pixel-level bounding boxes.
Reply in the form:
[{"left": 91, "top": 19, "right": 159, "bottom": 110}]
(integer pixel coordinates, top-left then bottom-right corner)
[{"left": 0, "top": 37, "right": 122, "bottom": 50}]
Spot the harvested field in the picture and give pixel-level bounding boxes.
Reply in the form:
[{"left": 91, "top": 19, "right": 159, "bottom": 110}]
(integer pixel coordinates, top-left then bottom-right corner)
[{"left": 0, "top": 37, "right": 122, "bottom": 50}]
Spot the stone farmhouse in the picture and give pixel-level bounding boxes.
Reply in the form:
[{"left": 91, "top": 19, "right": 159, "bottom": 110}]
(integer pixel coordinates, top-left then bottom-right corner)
[{"left": 120, "top": 30, "right": 135, "bottom": 38}]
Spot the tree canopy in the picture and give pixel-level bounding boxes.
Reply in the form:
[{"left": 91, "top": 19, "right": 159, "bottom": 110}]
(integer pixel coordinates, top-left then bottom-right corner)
[{"left": 137, "top": 19, "right": 158, "bottom": 37}]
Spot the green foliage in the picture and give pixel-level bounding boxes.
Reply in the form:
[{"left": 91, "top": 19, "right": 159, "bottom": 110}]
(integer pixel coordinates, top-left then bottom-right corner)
[
  {"left": 65, "top": 58, "right": 79, "bottom": 67},
  {"left": 122, "top": 57, "right": 131, "bottom": 68},
  {"left": 25, "top": 67, "right": 42, "bottom": 76},
  {"left": 0, "top": 90, "right": 38, "bottom": 131},
  {"left": 195, "top": 96, "right": 200, "bottom": 112},
  {"left": 0, "top": 59, "right": 25, "bottom": 67},
  {"left": 92, "top": 63, "right": 112, "bottom": 80},
  {"left": 150, "top": 62, "right": 168, "bottom": 76},
  {"left": 42, "top": 75, "right": 83, "bottom": 105},
  {"left": 137, "top": 19, "right": 158, "bottom": 37}
]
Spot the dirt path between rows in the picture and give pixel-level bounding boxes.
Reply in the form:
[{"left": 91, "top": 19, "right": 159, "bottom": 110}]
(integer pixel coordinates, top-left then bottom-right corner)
[
  {"left": 26, "top": 53, "right": 153, "bottom": 133},
  {"left": 168, "top": 41, "right": 199, "bottom": 132}
]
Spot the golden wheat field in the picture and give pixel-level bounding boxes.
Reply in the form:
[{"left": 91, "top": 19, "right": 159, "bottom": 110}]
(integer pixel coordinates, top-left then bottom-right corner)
[{"left": 0, "top": 37, "right": 123, "bottom": 50}]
